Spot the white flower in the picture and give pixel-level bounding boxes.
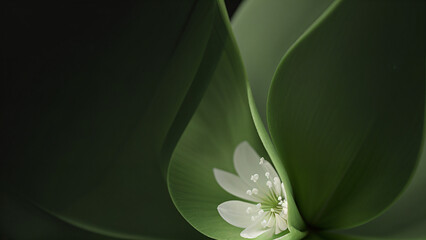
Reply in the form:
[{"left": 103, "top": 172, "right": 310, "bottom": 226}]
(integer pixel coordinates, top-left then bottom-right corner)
[{"left": 213, "top": 141, "right": 288, "bottom": 239}]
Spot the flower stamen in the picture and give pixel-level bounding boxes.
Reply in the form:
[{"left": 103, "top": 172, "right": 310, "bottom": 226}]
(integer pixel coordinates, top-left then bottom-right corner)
[
  {"left": 250, "top": 174, "right": 259, "bottom": 182},
  {"left": 214, "top": 142, "right": 288, "bottom": 239}
]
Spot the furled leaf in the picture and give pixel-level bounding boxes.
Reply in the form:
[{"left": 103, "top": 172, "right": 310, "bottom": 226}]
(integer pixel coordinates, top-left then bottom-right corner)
[
  {"left": 167, "top": 1, "right": 283, "bottom": 239},
  {"left": 2, "top": 1, "right": 226, "bottom": 239},
  {"left": 232, "top": 0, "right": 334, "bottom": 123},
  {"left": 268, "top": 0, "right": 425, "bottom": 230},
  {"left": 247, "top": 66, "right": 306, "bottom": 233},
  {"left": 232, "top": 0, "right": 335, "bottom": 231}
]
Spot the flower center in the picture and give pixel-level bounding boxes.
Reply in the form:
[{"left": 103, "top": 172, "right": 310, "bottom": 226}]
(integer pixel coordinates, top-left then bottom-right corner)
[
  {"left": 244, "top": 157, "right": 288, "bottom": 227},
  {"left": 214, "top": 142, "right": 289, "bottom": 238}
]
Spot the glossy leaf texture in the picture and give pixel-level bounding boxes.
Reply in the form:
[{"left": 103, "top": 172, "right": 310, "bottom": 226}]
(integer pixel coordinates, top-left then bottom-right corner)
[
  {"left": 268, "top": 0, "right": 425, "bottom": 230},
  {"left": 232, "top": 0, "right": 334, "bottom": 124},
  {"left": 2, "top": 1, "right": 227, "bottom": 239},
  {"left": 167, "top": 1, "right": 283, "bottom": 239}
]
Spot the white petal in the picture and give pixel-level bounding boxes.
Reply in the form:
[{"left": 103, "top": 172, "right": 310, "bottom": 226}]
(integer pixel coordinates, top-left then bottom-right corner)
[
  {"left": 276, "top": 214, "right": 288, "bottom": 232},
  {"left": 240, "top": 212, "right": 272, "bottom": 239},
  {"left": 217, "top": 201, "right": 257, "bottom": 228},
  {"left": 262, "top": 227, "right": 275, "bottom": 239},
  {"left": 267, "top": 213, "right": 276, "bottom": 228},
  {"left": 213, "top": 168, "right": 259, "bottom": 202},
  {"left": 275, "top": 225, "right": 281, "bottom": 235},
  {"left": 280, "top": 209, "right": 288, "bottom": 220},
  {"left": 233, "top": 142, "right": 281, "bottom": 196}
]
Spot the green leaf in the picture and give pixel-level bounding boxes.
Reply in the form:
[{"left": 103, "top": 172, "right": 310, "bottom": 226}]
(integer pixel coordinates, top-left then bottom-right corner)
[
  {"left": 302, "top": 233, "right": 327, "bottom": 240},
  {"left": 302, "top": 233, "right": 369, "bottom": 240},
  {"left": 247, "top": 62, "right": 306, "bottom": 233},
  {"left": 342, "top": 138, "right": 426, "bottom": 238},
  {"left": 167, "top": 1, "right": 283, "bottom": 239},
  {"left": 305, "top": 232, "right": 426, "bottom": 240},
  {"left": 233, "top": 0, "right": 336, "bottom": 232},
  {"left": 2, "top": 1, "right": 226, "bottom": 238},
  {"left": 232, "top": 0, "right": 334, "bottom": 124},
  {"left": 267, "top": 0, "right": 425, "bottom": 230},
  {"left": 303, "top": 232, "right": 377, "bottom": 240}
]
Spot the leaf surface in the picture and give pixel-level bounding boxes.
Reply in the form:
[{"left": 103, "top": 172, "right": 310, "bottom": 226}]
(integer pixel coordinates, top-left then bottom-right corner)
[
  {"left": 233, "top": 0, "right": 336, "bottom": 231},
  {"left": 232, "top": 0, "right": 334, "bottom": 124},
  {"left": 267, "top": 0, "right": 426, "bottom": 229},
  {"left": 343, "top": 137, "right": 426, "bottom": 238},
  {"left": 167, "top": 1, "right": 293, "bottom": 239}
]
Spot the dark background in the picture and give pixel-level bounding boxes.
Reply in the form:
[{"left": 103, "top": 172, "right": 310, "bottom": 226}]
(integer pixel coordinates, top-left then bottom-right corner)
[{"left": 226, "top": 0, "right": 243, "bottom": 18}]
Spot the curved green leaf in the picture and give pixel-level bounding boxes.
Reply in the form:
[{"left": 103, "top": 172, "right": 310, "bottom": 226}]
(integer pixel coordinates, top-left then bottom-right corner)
[
  {"left": 342, "top": 135, "right": 426, "bottom": 238},
  {"left": 306, "top": 232, "right": 426, "bottom": 240},
  {"left": 2, "top": 1, "right": 225, "bottom": 238},
  {"left": 247, "top": 67, "right": 305, "bottom": 233},
  {"left": 167, "top": 1, "right": 289, "bottom": 239},
  {"left": 232, "top": 0, "right": 334, "bottom": 124},
  {"left": 268, "top": 0, "right": 425, "bottom": 230},
  {"left": 233, "top": 0, "right": 336, "bottom": 232}
]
